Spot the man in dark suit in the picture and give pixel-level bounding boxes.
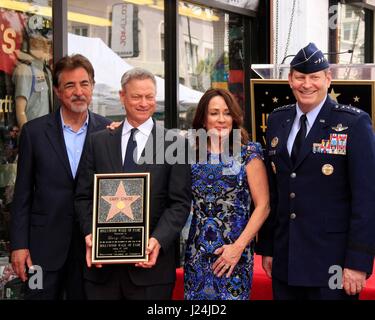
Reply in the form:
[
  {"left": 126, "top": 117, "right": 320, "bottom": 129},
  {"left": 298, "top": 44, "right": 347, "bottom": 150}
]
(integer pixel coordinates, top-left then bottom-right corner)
[
  {"left": 10, "top": 54, "right": 111, "bottom": 299},
  {"left": 75, "top": 67, "right": 191, "bottom": 300},
  {"left": 256, "top": 43, "right": 375, "bottom": 300}
]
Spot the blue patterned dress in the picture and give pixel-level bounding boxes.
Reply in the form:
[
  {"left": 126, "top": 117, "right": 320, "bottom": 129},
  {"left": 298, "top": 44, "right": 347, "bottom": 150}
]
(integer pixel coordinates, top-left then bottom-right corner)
[{"left": 184, "top": 142, "right": 263, "bottom": 300}]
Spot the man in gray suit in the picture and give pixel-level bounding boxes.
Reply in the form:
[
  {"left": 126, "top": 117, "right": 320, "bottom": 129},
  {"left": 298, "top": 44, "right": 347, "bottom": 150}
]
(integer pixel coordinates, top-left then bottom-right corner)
[{"left": 75, "top": 68, "right": 191, "bottom": 299}]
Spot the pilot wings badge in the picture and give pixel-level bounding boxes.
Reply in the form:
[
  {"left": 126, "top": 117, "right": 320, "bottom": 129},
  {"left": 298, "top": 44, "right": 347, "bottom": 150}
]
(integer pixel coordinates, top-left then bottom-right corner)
[{"left": 331, "top": 123, "right": 348, "bottom": 132}]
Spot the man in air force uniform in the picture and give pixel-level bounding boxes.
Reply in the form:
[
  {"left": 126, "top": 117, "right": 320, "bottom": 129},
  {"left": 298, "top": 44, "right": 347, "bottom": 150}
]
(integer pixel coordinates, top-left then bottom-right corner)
[{"left": 256, "top": 43, "right": 375, "bottom": 300}]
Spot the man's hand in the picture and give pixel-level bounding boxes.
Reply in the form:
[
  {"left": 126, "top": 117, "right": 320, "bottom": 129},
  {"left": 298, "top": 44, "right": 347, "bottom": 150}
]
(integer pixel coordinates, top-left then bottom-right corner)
[
  {"left": 11, "top": 249, "right": 33, "bottom": 282},
  {"left": 85, "top": 234, "right": 102, "bottom": 268},
  {"left": 135, "top": 237, "right": 161, "bottom": 268},
  {"left": 343, "top": 268, "right": 366, "bottom": 295},
  {"left": 262, "top": 256, "right": 273, "bottom": 278},
  {"left": 106, "top": 121, "right": 122, "bottom": 131}
]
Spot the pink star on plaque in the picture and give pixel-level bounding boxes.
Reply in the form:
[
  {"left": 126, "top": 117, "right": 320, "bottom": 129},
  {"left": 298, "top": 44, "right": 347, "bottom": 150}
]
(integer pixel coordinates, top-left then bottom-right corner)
[{"left": 101, "top": 181, "right": 140, "bottom": 221}]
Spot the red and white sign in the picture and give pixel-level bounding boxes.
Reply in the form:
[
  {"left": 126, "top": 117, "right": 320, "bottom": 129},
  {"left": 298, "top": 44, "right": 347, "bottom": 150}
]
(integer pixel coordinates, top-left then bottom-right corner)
[{"left": 0, "top": 9, "right": 25, "bottom": 74}]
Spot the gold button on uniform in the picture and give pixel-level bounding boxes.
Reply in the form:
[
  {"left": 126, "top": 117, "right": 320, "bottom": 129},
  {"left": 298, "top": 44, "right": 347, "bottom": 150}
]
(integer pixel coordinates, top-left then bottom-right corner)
[
  {"left": 322, "top": 164, "right": 334, "bottom": 176},
  {"left": 290, "top": 213, "right": 296, "bottom": 219}
]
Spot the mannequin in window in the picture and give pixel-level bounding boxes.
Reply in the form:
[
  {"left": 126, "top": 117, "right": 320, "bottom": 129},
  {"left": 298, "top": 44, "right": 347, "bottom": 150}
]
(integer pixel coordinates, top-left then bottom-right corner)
[{"left": 12, "top": 34, "right": 52, "bottom": 129}]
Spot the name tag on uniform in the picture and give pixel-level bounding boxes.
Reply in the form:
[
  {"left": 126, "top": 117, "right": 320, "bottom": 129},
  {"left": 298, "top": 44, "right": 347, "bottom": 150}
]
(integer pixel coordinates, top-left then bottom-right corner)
[{"left": 312, "top": 134, "right": 347, "bottom": 155}]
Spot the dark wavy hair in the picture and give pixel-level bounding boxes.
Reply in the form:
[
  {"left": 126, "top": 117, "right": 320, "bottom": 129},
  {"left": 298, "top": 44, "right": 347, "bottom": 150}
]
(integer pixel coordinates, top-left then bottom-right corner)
[
  {"left": 192, "top": 88, "right": 249, "bottom": 153},
  {"left": 53, "top": 54, "right": 95, "bottom": 87}
]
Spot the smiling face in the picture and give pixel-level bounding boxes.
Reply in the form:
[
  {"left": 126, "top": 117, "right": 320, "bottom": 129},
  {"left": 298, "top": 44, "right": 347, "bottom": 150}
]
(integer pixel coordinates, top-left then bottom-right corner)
[
  {"left": 289, "top": 69, "right": 332, "bottom": 113},
  {"left": 54, "top": 67, "right": 93, "bottom": 114},
  {"left": 205, "top": 95, "right": 233, "bottom": 139},
  {"left": 119, "top": 78, "right": 156, "bottom": 127}
]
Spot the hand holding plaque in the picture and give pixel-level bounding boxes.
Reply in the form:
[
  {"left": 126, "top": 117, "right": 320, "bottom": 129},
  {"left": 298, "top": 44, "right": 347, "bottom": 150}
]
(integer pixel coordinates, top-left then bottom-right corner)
[{"left": 91, "top": 173, "right": 150, "bottom": 264}]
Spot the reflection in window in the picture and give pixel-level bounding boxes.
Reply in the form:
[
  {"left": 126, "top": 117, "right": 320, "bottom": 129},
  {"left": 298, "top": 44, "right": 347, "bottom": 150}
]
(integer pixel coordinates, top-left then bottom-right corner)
[
  {"left": 67, "top": 0, "right": 165, "bottom": 125},
  {"left": 345, "top": 6, "right": 354, "bottom": 19},
  {"left": 185, "top": 41, "right": 198, "bottom": 75},
  {"left": 343, "top": 23, "right": 351, "bottom": 41},
  {"left": 72, "top": 26, "right": 88, "bottom": 37},
  {"left": 178, "top": 1, "right": 245, "bottom": 131},
  {"left": 160, "top": 22, "right": 164, "bottom": 62},
  {"left": 337, "top": 4, "right": 365, "bottom": 64},
  {"left": 0, "top": 1, "right": 53, "bottom": 289}
]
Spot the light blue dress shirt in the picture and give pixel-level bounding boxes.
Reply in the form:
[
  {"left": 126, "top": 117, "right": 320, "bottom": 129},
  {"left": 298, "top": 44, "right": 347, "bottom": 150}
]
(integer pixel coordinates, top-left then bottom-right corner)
[{"left": 60, "top": 110, "right": 89, "bottom": 178}]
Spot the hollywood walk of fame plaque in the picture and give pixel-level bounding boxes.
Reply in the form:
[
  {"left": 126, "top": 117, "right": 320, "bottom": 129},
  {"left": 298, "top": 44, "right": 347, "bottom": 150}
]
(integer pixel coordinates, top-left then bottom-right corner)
[{"left": 92, "top": 173, "right": 150, "bottom": 264}]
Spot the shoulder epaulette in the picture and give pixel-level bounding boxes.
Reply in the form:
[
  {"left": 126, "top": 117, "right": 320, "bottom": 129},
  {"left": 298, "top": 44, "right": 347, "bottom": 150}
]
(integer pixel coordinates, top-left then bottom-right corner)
[
  {"left": 272, "top": 104, "right": 294, "bottom": 113},
  {"left": 333, "top": 104, "right": 362, "bottom": 115}
]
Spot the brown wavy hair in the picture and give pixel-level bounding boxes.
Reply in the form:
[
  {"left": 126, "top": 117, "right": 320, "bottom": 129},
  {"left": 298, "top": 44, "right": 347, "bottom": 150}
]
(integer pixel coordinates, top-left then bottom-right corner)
[{"left": 192, "top": 88, "right": 249, "bottom": 152}]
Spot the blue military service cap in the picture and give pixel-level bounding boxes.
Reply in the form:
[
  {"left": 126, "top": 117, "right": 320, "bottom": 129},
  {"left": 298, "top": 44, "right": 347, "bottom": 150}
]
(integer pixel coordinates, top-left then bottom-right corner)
[{"left": 290, "top": 42, "right": 329, "bottom": 74}]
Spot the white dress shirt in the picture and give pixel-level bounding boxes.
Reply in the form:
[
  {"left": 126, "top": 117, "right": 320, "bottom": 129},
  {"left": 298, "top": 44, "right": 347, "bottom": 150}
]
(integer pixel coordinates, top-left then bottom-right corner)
[
  {"left": 121, "top": 117, "right": 154, "bottom": 163},
  {"left": 287, "top": 97, "right": 327, "bottom": 155}
]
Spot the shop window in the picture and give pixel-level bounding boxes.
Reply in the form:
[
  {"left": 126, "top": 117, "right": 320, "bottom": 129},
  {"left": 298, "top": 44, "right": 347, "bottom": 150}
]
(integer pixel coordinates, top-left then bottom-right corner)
[
  {"left": 345, "top": 6, "right": 354, "bottom": 18},
  {"left": 0, "top": 1, "right": 53, "bottom": 297},
  {"left": 343, "top": 23, "right": 352, "bottom": 41},
  {"left": 67, "top": 0, "right": 165, "bottom": 124},
  {"left": 178, "top": 1, "right": 245, "bottom": 131},
  {"left": 160, "top": 22, "right": 164, "bottom": 62},
  {"left": 336, "top": 3, "right": 366, "bottom": 64},
  {"left": 184, "top": 41, "right": 198, "bottom": 74},
  {"left": 72, "top": 26, "right": 88, "bottom": 37}
]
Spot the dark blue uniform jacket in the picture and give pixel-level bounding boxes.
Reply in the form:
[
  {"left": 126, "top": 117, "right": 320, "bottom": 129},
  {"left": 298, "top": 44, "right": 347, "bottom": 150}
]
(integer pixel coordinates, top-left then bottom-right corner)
[{"left": 256, "top": 96, "right": 375, "bottom": 286}]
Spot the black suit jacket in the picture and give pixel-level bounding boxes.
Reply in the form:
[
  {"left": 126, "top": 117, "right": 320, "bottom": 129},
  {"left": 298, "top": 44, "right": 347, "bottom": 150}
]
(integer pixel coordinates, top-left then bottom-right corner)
[
  {"left": 75, "top": 121, "right": 192, "bottom": 286},
  {"left": 10, "top": 108, "right": 111, "bottom": 271}
]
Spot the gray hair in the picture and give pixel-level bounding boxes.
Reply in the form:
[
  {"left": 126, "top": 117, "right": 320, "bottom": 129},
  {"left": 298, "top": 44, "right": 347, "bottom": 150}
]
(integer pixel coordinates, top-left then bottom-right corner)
[{"left": 120, "top": 67, "right": 157, "bottom": 89}]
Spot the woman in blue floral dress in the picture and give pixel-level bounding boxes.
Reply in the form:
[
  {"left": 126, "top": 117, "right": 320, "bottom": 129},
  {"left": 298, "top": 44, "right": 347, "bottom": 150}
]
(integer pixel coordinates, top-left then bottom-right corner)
[{"left": 184, "top": 88, "right": 270, "bottom": 300}]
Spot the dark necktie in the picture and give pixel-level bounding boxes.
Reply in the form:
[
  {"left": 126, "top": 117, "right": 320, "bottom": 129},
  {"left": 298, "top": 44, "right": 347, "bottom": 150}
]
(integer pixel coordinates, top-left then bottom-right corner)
[
  {"left": 291, "top": 114, "right": 307, "bottom": 165},
  {"left": 123, "top": 128, "right": 138, "bottom": 172}
]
